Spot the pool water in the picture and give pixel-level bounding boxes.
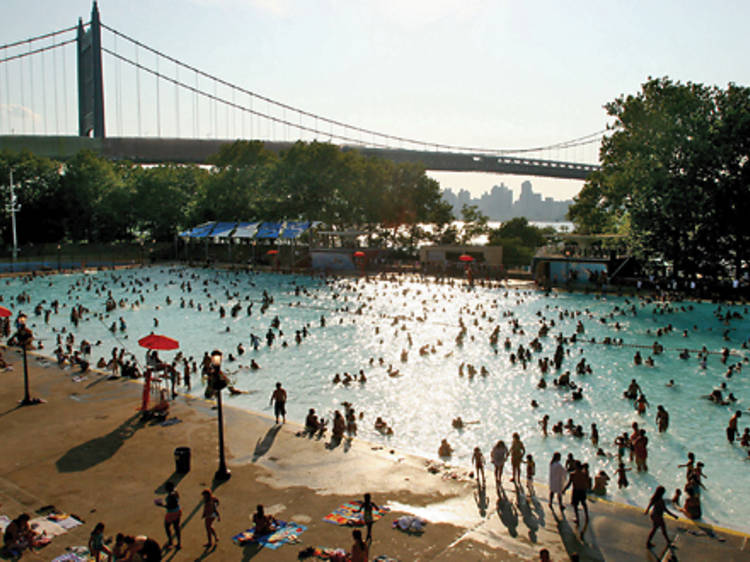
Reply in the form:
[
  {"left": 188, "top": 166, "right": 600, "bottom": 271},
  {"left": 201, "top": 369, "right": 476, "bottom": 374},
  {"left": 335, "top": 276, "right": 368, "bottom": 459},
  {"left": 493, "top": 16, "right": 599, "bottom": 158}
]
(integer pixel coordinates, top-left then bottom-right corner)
[{"left": 5, "top": 266, "right": 750, "bottom": 532}]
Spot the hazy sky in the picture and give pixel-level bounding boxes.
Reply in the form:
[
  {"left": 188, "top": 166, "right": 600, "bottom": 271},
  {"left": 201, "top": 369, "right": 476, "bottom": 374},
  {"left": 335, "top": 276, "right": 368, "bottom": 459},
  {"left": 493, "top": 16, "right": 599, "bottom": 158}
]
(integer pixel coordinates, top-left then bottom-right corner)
[{"left": 2, "top": 0, "right": 750, "bottom": 201}]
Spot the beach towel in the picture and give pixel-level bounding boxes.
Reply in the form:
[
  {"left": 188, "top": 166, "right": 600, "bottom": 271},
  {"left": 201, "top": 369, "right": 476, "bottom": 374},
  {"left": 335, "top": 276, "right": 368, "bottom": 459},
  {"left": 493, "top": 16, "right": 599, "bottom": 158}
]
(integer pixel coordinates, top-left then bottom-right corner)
[
  {"left": 29, "top": 516, "right": 67, "bottom": 537},
  {"left": 160, "top": 418, "right": 182, "bottom": 427},
  {"left": 374, "top": 556, "right": 400, "bottom": 562},
  {"left": 232, "top": 520, "right": 307, "bottom": 550},
  {"left": 51, "top": 548, "right": 93, "bottom": 562},
  {"left": 48, "top": 513, "right": 84, "bottom": 530},
  {"left": 311, "top": 546, "right": 348, "bottom": 560},
  {"left": 323, "top": 501, "right": 390, "bottom": 526}
]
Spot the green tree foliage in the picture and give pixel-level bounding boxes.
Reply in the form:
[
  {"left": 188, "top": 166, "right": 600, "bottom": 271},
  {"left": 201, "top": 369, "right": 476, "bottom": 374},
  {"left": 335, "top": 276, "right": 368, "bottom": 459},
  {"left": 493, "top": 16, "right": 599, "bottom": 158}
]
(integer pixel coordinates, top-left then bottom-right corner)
[
  {"left": 0, "top": 150, "right": 65, "bottom": 244},
  {"left": 487, "top": 217, "right": 551, "bottom": 268},
  {"left": 133, "top": 164, "right": 207, "bottom": 240},
  {"left": 0, "top": 140, "right": 452, "bottom": 250},
  {"left": 568, "top": 77, "right": 750, "bottom": 278},
  {"left": 489, "top": 217, "right": 548, "bottom": 247},
  {"left": 459, "top": 204, "right": 489, "bottom": 244}
]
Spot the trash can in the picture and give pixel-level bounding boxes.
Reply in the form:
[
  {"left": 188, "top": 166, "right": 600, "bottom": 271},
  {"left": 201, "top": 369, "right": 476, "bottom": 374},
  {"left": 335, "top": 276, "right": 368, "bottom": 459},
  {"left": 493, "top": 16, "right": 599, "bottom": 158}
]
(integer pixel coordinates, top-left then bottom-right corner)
[{"left": 174, "top": 447, "right": 191, "bottom": 473}]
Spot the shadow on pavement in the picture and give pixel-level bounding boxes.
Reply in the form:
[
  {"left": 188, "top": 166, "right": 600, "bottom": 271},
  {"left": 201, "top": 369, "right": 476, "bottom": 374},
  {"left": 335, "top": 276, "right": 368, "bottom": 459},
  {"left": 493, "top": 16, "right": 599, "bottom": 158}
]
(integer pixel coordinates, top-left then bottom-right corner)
[
  {"left": 252, "top": 425, "right": 281, "bottom": 461},
  {"left": 55, "top": 413, "right": 144, "bottom": 472},
  {"left": 496, "top": 487, "right": 518, "bottom": 538}
]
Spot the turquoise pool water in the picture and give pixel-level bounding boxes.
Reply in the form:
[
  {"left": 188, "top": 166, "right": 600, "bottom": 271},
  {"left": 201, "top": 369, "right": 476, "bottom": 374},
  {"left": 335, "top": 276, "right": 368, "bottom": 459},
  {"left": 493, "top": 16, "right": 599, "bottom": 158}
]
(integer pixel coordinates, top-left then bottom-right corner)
[{"left": 5, "top": 266, "right": 750, "bottom": 532}]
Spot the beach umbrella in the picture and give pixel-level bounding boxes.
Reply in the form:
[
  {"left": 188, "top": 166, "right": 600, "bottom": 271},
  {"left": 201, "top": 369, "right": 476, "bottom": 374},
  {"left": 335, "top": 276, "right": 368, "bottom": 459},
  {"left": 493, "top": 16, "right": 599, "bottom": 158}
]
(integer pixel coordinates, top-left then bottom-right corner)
[
  {"left": 0, "top": 306, "right": 12, "bottom": 318},
  {"left": 266, "top": 249, "right": 279, "bottom": 255},
  {"left": 138, "top": 333, "right": 179, "bottom": 351},
  {"left": 458, "top": 254, "right": 475, "bottom": 262},
  {"left": 353, "top": 251, "right": 366, "bottom": 258}
]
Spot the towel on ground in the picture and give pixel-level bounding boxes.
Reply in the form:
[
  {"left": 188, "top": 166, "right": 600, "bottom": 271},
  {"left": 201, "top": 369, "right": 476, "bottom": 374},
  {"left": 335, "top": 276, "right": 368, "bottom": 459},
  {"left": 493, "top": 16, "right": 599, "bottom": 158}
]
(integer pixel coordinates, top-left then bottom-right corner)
[
  {"left": 48, "top": 513, "right": 84, "bottom": 530},
  {"left": 323, "top": 500, "right": 390, "bottom": 526},
  {"left": 232, "top": 520, "right": 307, "bottom": 550},
  {"left": 311, "top": 546, "right": 348, "bottom": 560},
  {"left": 29, "top": 516, "right": 67, "bottom": 538},
  {"left": 392, "top": 515, "right": 427, "bottom": 534}
]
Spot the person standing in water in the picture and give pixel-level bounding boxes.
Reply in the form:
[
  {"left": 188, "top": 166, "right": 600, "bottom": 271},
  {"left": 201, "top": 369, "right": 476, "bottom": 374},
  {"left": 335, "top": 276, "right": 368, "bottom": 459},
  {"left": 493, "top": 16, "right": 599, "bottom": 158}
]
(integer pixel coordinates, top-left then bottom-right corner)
[{"left": 270, "top": 382, "right": 287, "bottom": 424}]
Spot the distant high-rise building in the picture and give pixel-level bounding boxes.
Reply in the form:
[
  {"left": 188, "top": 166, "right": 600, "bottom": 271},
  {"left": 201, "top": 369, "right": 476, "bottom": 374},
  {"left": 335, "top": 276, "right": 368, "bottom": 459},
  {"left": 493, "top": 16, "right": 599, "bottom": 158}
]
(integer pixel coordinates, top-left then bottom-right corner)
[{"left": 441, "top": 180, "right": 571, "bottom": 221}]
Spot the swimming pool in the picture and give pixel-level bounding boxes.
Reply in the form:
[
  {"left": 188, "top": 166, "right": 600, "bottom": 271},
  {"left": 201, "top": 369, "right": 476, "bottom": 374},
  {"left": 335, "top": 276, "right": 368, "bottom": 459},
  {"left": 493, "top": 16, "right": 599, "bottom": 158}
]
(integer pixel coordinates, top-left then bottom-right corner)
[{"left": 6, "top": 266, "right": 750, "bottom": 532}]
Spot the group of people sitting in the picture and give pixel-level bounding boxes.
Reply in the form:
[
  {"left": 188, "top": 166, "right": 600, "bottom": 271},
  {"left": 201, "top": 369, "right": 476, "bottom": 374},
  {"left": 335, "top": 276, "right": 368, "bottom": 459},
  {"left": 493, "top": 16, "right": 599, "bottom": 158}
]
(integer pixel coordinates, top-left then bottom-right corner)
[{"left": 2, "top": 514, "right": 34, "bottom": 556}]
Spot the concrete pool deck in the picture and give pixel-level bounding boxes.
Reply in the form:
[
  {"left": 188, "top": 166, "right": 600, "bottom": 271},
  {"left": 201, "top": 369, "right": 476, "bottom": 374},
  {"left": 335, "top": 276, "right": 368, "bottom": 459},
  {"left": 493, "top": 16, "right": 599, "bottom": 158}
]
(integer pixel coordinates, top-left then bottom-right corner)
[{"left": 1, "top": 348, "right": 749, "bottom": 561}]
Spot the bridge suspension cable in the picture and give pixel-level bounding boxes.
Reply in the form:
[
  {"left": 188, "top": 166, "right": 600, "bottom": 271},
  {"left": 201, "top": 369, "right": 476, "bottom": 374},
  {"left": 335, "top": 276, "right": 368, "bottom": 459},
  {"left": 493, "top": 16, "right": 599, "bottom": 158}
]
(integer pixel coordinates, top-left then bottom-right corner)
[
  {"left": 0, "top": 25, "right": 78, "bottom": 52},
  {"left": 99, "top": 22, "right": 603, "bottom": 158},
  {"left": 0, "top": 39, "right": 76, "bottom": 65}
]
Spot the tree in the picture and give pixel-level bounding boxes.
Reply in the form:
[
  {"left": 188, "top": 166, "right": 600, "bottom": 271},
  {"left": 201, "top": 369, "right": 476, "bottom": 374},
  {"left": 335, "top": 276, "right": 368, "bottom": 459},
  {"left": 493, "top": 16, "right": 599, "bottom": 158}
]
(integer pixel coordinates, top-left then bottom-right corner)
[
  {"left": 133, "top": 164, "right": 206, "bottom": 240},
  {"left": 489, "top": 217, "right": 548, "bottom": 248},
  {"left": 0, "top": 150, "right": 65, "bottom": 244},
  {"left": 459, "top": 204, "right": 489, "bottom": 244},
  {"left": 568, "top": 77, "right": 750, "bottom": 278}
]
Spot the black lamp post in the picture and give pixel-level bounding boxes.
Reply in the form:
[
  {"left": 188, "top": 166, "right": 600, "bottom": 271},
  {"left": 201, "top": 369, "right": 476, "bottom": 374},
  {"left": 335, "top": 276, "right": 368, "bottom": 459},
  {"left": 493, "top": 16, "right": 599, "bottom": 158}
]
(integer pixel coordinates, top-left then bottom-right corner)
[
  {"left": 211, "top": 350, "right": 231, "bottom": 481},
  {"left": 56, "top": 243, "right": 61, "bottom": 271},
  {"left": 14, "top": 314, "right": 38, "bottom": 406}
]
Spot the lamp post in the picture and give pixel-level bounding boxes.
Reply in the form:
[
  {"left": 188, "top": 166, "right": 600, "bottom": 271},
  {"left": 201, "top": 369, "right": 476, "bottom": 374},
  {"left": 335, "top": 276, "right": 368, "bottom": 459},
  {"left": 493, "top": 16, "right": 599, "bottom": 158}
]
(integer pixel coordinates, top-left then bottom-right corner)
[
  {"left": 6, "top": 168, "right": 21, "bottom": 269},
  {"left": 14, "top": 313, "right": 37, "bottom": 406},
  {"left": 210, "top": 350, "right": 231, "bottom": 481},
  {"left": 57, "top": 243, "right": 62, "bottom": 272}
]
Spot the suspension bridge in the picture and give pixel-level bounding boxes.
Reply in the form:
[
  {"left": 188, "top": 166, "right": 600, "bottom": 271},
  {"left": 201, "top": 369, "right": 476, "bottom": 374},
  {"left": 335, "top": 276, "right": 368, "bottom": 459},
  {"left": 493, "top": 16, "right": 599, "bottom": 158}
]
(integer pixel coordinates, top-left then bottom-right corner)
[{"left": 0, "top": 2, "right": 603, "bottom": 180}]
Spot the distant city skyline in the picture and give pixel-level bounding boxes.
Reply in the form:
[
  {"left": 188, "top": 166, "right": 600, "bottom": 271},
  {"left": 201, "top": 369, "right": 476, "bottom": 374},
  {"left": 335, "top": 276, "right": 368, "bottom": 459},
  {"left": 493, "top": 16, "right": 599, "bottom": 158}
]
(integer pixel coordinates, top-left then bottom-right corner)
[{"left": 441, "top": 180, "right": 572, "bottom": 222}]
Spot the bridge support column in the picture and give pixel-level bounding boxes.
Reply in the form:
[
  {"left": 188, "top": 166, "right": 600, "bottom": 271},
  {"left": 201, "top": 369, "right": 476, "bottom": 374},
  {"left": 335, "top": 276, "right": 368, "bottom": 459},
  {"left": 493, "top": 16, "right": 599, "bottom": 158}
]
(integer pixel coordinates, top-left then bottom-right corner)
[{"left": 77, "top": 1, "right": 105, "bottom": 138}]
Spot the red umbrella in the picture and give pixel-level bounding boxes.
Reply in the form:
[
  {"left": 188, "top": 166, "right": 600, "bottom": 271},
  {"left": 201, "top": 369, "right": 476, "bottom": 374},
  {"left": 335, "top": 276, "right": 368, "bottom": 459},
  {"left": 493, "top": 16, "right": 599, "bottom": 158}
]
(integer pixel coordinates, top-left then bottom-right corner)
[
  {"left": 353, "top": 251, "right": 366, "bottom": 258},
  {"left": 267, "top": 249, "right": 279, "bottom": 255},
  {"left": 0, "top": 306, "right": 12, "bottom": 318},
  {"left": 138, "top": 333, "right": 179, "bottom": 351},
  {"left": 458, "top": 254, "right": 475, "bottom": 262}
]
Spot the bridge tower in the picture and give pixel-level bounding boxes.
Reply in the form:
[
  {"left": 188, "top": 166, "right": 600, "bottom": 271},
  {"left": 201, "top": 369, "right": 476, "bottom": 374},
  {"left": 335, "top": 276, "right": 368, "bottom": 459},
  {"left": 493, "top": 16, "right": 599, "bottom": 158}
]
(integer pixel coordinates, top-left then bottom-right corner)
[{"left": 77, "top": 2, "right": 105, "bottom": 138}]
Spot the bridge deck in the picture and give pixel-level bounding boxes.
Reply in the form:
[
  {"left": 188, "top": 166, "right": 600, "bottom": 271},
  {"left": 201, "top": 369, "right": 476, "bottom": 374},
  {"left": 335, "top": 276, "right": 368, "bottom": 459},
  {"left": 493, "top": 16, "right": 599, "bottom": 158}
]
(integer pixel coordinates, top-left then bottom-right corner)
[{"left": 0, "top": 135, "right": 598, "bottom": 179}]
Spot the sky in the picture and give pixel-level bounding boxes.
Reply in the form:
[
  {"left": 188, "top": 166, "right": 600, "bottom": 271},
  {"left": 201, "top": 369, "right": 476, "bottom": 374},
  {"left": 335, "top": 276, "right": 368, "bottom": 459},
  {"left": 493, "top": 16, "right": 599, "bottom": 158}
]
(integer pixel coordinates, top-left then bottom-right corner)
[{"left": 2, "top": 0, "right": 750, "bottom": 202}]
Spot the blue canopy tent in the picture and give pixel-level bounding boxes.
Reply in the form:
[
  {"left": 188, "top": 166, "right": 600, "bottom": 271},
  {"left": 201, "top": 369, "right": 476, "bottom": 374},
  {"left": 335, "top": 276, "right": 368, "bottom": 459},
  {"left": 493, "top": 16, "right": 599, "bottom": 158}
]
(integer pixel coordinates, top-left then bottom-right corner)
[
  {"left": 179, "top": 222, "right": 216, "bottom": 238},
  {"left": 232, "top": 222, "right": 260, "bottom": 239},
  {"left": 280, "top": 221, "right": 311, "bottom": 239},
  {"left": 209, "top": 222, "right": 237, "bottom": 238},
  {"left": 255, "top": 222, "right": 285, "bottom": 239}
]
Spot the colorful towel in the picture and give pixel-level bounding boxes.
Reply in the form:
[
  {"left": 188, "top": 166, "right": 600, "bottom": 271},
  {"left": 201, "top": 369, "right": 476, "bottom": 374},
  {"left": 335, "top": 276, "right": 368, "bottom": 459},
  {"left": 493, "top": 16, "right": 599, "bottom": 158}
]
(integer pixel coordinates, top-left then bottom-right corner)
[
  {"left": 374, "top": 557, "right": 400, "bottom": 562},
  {"left": 323, "top": 501, "right": 390, "bottom": 526},
  {"left": 312, "top": 546, "right": 348, "bottom": 560},
  {"left": 232, "top": 520, "right": 307, "bottom": 550}
]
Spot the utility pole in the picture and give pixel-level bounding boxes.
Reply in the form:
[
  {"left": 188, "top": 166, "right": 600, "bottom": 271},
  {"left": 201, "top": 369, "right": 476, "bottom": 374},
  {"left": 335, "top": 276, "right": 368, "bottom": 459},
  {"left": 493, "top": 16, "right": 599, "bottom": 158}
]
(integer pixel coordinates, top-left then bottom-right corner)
[{"left": 6, "top": 168, "right": 20, "bottom": 267}]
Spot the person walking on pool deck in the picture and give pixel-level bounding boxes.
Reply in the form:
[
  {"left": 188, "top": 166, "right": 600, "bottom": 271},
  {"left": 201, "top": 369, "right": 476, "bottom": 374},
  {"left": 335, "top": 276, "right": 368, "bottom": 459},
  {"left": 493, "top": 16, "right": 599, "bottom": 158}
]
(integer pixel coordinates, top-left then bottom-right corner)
[
  {"left": 548, "top": 452, "right": 567, "bottom": 511},
  {"left": 88, "top": 522, "right": 112, "bottom": 562},
  {"left": 510, "top": 433, "right": 526, "bottom": 484},
  {"left": 157, "top": 481, "right": 182, "bottom": 550},
  {"left": 201, "top": 489, "right": 220, "bottom": 548},
  {"left": 563, "top": 461, "right": 590, "bottom": 532},
  {"left": 645, "top": 485, "right": 678, "bottom": 548},
  {"left": 472, "top": 446, "right": 486, "bottom": 488},
  {"left": 355, "top": 493, "right": 380, "bottom": 541},
  {"left": 491, "top": 440, "right": 508, "bottom": 493},
  {"left": 270, "top": 382, "right": 287, "bottom": 424}
]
